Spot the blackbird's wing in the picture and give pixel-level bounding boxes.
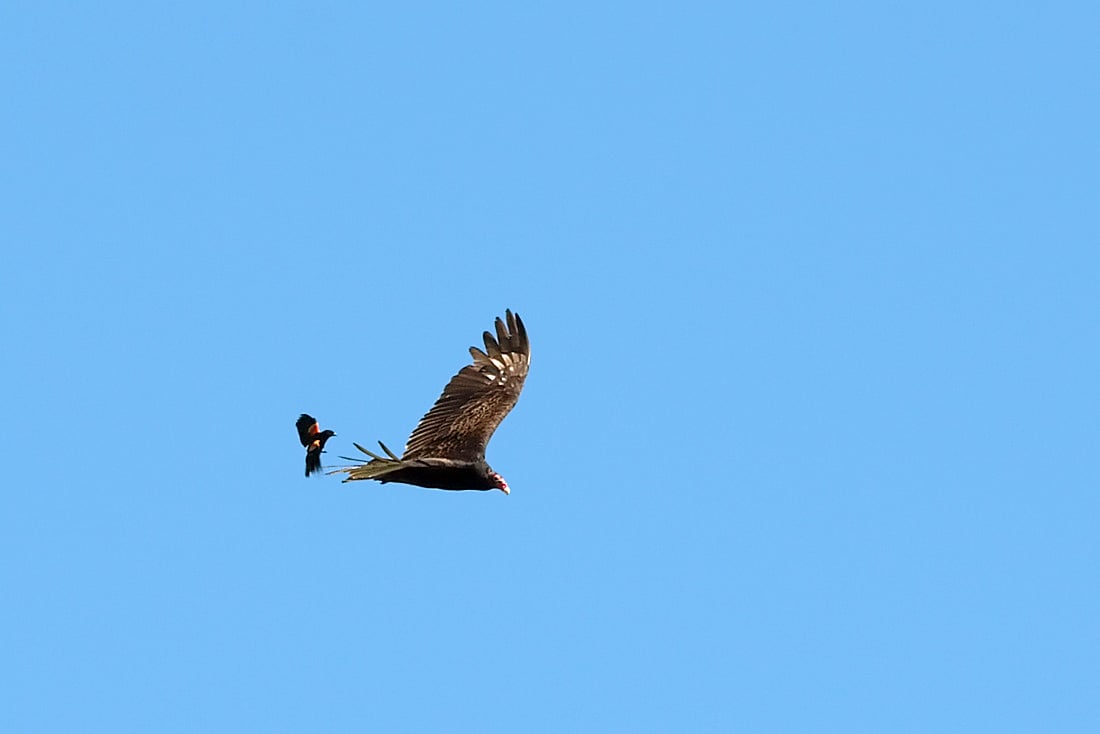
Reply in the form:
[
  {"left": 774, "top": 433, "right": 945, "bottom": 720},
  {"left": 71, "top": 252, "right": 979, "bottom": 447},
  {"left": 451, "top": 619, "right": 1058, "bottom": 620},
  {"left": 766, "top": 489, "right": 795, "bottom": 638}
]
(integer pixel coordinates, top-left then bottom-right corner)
[
  {"left": 296, "top": 414, "right": 319, "bottom": 447},
  {"left": 402, "top": 310, "right": 530, "bottom": 462}
]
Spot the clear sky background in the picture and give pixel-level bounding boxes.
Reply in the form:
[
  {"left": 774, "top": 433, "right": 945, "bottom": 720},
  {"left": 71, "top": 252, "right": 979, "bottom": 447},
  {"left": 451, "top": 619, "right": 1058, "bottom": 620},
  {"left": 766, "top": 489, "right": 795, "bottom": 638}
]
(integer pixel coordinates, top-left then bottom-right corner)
[{"left": 2, "top": 2, "right": 1097, "bottom": 732}]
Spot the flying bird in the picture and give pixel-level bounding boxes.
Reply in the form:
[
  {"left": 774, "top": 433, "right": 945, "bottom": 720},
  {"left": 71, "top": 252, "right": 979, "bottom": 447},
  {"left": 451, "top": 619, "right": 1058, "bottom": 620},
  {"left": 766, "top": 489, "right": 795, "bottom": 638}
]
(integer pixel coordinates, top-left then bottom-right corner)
[
  {"left": 296, "top": 414, "right": 336, "bottom": 477},
  {"left": 336, "top": 309, "right": 530, "bottom": 494}
]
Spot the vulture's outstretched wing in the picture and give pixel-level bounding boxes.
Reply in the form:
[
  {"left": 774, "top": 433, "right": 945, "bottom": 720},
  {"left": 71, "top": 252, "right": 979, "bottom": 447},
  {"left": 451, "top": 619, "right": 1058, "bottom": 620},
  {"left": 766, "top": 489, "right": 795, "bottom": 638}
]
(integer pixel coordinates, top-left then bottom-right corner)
[{"left": 402, "top": 310, "right": 530, "bottom": 462}]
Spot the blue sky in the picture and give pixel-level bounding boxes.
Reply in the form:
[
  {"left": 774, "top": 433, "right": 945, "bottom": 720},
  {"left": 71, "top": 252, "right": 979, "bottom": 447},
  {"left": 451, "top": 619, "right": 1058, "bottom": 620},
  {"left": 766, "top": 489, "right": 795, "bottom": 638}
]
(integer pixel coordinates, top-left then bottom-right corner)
[{"left": 2, "top": 2, "right": 1098, "bottom": 731}]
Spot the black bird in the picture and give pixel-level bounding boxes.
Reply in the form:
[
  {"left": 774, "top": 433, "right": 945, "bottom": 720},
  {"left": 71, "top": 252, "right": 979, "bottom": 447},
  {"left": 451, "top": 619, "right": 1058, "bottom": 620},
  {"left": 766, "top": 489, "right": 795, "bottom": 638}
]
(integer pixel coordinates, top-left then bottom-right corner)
[
  {"left": 296, "top": 414, "right": 335, "bottom": 477},
  {"left": 336, "top": 310, "right": 530, "bottom": 494}
]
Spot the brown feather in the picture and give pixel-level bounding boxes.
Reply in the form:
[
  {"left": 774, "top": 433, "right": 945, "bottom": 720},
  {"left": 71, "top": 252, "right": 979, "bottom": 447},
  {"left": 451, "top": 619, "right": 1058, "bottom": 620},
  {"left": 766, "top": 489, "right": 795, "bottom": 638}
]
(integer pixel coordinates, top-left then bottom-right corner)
[{"left": 401, "top": 310, "right": 530, "bottom": 462}]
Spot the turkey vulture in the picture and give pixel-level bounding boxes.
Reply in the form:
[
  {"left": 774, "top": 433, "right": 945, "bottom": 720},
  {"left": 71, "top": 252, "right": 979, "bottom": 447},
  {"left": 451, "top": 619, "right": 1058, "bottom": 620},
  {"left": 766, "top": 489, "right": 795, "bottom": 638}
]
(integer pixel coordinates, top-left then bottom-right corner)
[
  {"left": 296, "top": 414, "right": 335, "bottom": 477},
  {"left": 336, "top": 309, "right": 529, "bottom": 494}
]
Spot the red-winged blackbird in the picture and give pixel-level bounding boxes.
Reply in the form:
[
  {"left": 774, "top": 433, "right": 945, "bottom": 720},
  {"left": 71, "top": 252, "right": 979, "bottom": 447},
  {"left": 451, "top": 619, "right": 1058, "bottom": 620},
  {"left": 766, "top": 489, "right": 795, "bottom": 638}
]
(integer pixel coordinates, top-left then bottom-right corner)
[
  {"left": 296, "top": 414, "right": 336, "bottom": 477},
  {"left": 334, "top": 310, "right": 529, "bottom": 494}
]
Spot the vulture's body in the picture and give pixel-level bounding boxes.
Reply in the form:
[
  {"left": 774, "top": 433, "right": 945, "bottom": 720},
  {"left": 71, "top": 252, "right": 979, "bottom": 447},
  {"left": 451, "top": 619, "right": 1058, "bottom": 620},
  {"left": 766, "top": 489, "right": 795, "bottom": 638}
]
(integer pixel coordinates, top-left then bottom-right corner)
[{"left": 336, "top": 310, "right": 530, "bottom": 494}]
